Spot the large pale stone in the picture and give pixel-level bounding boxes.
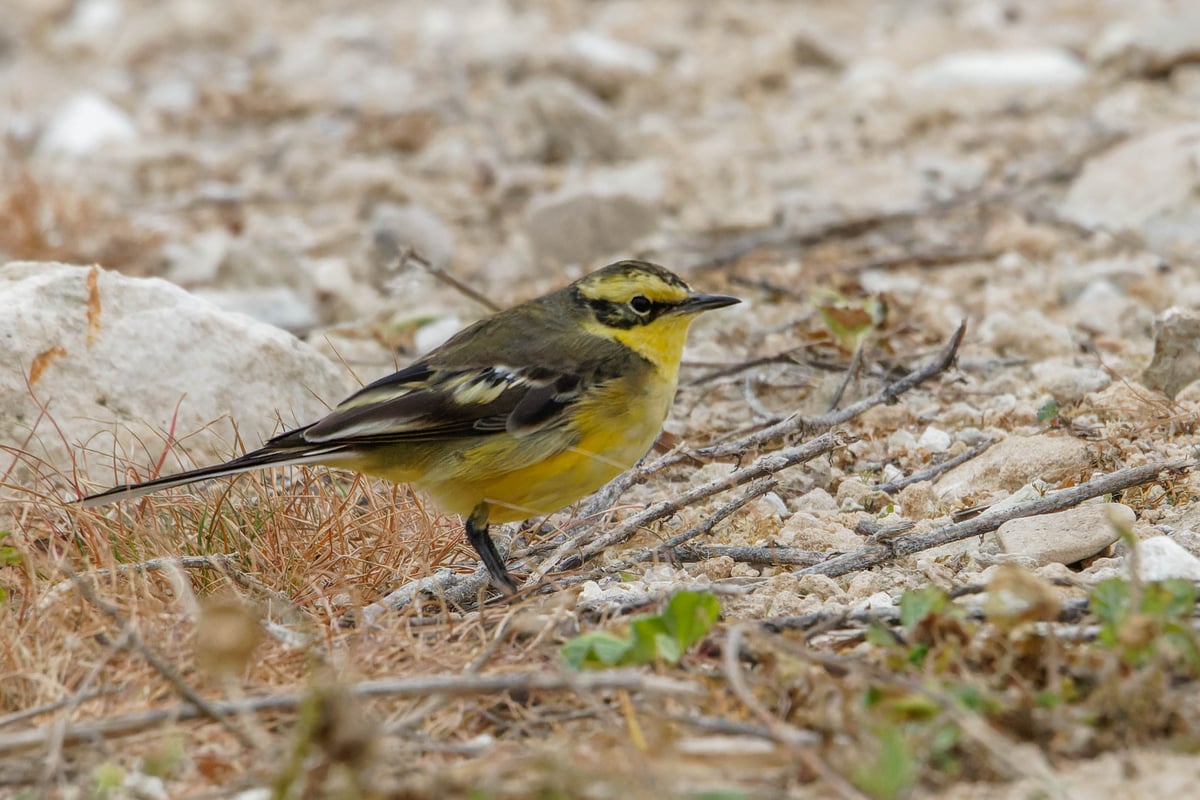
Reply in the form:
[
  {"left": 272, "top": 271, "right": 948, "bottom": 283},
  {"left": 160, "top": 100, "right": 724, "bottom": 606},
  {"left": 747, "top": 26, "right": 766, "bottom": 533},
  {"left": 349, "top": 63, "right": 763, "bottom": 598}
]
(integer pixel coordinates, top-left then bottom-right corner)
[
  {"left": 0, "top": 262, "right": 353, "bottom": 497},
  {"left": 1134, "top": 536, "right": 1200, "bottom": 582},
  {"left": 1061, "top": 124, "right": 1200, "bottom": 251},
  {"left": 994, "top": 504, "right": 1132, "bottom": 566},
  {"left": 936, "top": 434, "right": 1091, "bottom": 502}
]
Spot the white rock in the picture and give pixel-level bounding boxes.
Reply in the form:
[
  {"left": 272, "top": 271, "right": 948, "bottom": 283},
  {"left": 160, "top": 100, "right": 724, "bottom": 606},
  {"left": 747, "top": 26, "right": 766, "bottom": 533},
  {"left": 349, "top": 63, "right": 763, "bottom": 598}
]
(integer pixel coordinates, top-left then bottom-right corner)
[
  {"left": 864, "top": 591, "right": 895, "bottom": 609},
  {"left": 162, "top": 229, "right": 231, "bottom": 286},
  {"left": 145, "top": 78, "right": 199, "bottom": 114},
  {"left": 1070, "top": 280, "right": 1153, "bottom": 339},
  {"left": 414, "top": 316, "right": 463, "bottom": 355},
  {"left": 192, "top": 287, "right": 318, "bottom": 334},
  {"left": 911, "top": 48, "right": 1087, "bottom": 89},
  {"left": 576, "top": 580, "right": 605, "bottom": 603},
  {"left": 794, "top": 487, "right": 838, "bottom": 512},
  {"left": 1090, "top": 15, "right": 1200, "bottom": 78},
  {"left": 122, "top": 771, "right": 168, "bottom": 800},
  {"left": 1142, "top": 308, "right": 1200, "bottom": 399},
  {"left": 1061, "top": 124, "right": 1200, "bottom": 251},
  {"left": 38, "top": 93, "right": 137, "bottom": 156},
  {"left": 0, "top": 263, "right": 353, "bottom": 495},
  {"left": 761, "top": 491, "right": 789, "bottom": 516},
  {"left": 52, "top": 0, "right": 123, "bottom": 50},
  {"left": 936, "top": 435, "right": 1090, "bottom": 501},
  {"left": 887, "top": 428, "right": 918, "bottom": 453},
  {"left": 917, "top": 426, "right": 952, "bottom": 453},
  {"left": 1030, "top": 361, "right": 1111, "bottom": 403},
  {"left": 994, "top": 504, "right": 1131, "bottom": 566},
  {"left": 557, "top": 31, "right": 658, "bottom": 97},
  {"left": 980, "top": 309, "right": 1075, "bottom": 359},
  {"left": 1134, "top": 536, "right": 1200, "bottom": 581}
]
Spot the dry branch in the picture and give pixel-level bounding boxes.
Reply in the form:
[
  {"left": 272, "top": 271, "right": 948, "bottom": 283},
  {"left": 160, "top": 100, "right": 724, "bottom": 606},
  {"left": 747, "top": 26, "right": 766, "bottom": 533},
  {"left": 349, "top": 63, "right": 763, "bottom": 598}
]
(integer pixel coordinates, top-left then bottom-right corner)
[
  {"left": 800, "top": 458, "right": 1196, "bottom": 578},
  {"left": 874, "top": 437, "right": 997, "bottom": 494},
  {"left": 532, "top": 430, "right": 848, "bottom": 581},
  {"left": 599, "top": 477, "right": 780, "bottom": 573},
  {"left": 0, "top": 670, "right": 702, "bottom": 756},
  {"left": 695, "top": 319, "right": 966, "bottom": 461},
  {"left": 673, "top": 544, "right": 824, "bottom": 567}
]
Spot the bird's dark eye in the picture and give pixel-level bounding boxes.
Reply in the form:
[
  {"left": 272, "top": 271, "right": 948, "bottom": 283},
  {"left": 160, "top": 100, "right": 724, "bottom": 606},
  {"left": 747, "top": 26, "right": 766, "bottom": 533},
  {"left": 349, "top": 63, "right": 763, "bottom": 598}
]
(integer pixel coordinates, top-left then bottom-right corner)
[{"left": 629, "top": 295, "right": 652, "bottom": 315}]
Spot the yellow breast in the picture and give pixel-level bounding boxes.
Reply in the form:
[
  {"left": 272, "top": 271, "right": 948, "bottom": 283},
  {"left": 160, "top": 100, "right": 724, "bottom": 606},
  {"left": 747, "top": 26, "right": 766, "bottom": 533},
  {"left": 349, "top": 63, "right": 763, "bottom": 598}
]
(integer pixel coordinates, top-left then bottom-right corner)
[{"left": 416, "top": 371, "right": 675, "bottom": 523}]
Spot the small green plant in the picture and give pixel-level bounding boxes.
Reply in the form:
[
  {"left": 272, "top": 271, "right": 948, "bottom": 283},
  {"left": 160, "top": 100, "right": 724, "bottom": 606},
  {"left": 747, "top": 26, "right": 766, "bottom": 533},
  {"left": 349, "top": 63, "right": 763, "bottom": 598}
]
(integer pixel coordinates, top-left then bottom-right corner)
[
  {"left": 89, "top": 762, "right": 124, "bottom": 799},
  {"left": 561, "top": 590, "right": 720, "bottom": 669},
  {"left": 0, "top": 531, "right": 21, "bottom": 567},
  {"left": 1090, "top": 577, "right": 1200, "bottom": 669},
  {"left": 852, "top": 724, "right": 918, "bottom": 800},
  {"left": 1036, "top": 398, "right": 1060, "bottom": 424}
]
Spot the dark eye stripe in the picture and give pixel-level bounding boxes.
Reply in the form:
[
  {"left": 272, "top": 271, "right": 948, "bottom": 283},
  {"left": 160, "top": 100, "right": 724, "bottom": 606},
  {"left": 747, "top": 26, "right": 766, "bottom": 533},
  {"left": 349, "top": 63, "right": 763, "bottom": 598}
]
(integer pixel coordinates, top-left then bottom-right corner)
[{"left": 585, "top": 298, "right": 676, "bottom": 328}]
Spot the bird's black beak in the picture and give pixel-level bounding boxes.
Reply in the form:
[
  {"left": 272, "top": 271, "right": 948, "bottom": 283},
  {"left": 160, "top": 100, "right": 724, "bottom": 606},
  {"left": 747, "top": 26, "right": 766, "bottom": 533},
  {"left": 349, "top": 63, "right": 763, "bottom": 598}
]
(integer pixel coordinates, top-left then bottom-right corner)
[{"left": 677, "top": 292, "right": 741, "bottom": 314}]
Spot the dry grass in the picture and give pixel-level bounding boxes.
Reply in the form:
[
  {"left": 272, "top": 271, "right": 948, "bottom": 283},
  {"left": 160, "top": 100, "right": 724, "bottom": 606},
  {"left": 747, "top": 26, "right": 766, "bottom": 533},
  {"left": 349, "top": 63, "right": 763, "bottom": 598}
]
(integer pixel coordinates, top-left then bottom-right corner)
[{"left": 5, "top": 316, "right": 1200, "bottom": 799}]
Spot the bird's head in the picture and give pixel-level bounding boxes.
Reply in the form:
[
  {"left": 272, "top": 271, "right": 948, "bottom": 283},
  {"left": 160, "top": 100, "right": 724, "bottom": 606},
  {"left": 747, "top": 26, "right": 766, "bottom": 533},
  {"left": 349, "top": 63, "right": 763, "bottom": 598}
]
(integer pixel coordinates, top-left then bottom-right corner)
[{"left": 569, "top": 260, "right": 740, "bottom": 365}]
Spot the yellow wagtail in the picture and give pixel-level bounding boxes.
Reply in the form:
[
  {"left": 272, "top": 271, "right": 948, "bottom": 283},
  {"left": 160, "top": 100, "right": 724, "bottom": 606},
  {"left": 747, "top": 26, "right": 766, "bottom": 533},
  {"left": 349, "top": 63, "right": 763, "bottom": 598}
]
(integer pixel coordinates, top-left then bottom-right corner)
[{"left": 79, "top": 260, "right": 740, "bottom": 593}]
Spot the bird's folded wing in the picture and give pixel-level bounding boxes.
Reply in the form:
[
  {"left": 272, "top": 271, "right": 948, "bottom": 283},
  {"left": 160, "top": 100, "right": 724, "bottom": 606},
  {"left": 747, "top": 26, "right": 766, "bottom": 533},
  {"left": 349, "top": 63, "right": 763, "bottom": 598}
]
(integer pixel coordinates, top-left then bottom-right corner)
[{"left": 292, "top": 362, "right": 584, "bottom": 445}]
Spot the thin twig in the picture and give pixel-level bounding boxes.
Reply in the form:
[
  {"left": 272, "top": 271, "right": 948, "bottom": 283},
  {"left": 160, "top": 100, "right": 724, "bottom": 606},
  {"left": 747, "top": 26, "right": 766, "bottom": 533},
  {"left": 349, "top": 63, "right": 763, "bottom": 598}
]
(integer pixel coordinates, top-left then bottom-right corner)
[
  {"left": 396, "top": 248, "right": 500, "bottom": 312},
  {"left": 600, "top": 478, "right": 780, "bottom": 573},
  {"left": 384, "top": 603, "right": 522, "bottom": 732},
  {"left": 530, "top": 431, "right": 847, "bottom": 583},
  {"left": 0, "top": 671, "right": 702, "bottom": 755},
  {"left": 673, "top": 544, "right": 825, "bottom": 567},
  {"left": 826, "top": 336, "right": 867, "bottom": 412},
  {"left": 800, "top": 459, "right": 1195, "bottom": 578},
  {"left": 0, "top": 687, "right": 120, "bottom": 730},
  {"left": 874, "top": 437, "right": 997, "bottom": 494},
  {"left": 696, "top": 320, "right": 966, "bottom": 461}
]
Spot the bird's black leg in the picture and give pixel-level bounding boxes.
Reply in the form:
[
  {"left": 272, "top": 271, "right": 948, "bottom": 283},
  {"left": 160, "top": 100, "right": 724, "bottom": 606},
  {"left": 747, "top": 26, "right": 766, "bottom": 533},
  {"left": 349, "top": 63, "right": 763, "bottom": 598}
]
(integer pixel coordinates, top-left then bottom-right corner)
[{"left": 466, "top": 504, "right": 518, "bottom": 595}]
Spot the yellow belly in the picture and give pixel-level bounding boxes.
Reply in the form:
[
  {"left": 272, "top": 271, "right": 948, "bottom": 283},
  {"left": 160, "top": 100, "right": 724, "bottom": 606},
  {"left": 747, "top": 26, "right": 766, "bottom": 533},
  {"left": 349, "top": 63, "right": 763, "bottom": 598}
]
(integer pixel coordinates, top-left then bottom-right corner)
[{"left": 360, "top": 373, "right": 674, "bottom": 523}]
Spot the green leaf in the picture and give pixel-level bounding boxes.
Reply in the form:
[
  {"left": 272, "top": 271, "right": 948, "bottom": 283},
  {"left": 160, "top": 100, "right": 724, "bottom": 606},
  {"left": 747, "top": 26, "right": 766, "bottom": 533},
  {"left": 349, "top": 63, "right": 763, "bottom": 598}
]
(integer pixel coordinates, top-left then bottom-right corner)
[
  {"left": 853, "top": 725, "right": 917, "bottom": 800},
  {"left": 653, "top": 632, "right": 683, "bottom": 664},
  {"left": 91, "top": 762, "right": 125, "bottom": 797},
  {"left": 0, "top": 531, "right": 21, "bottom": 568},
  {"left": 662, "top": 590, "right": 721, "bottom": 650},
  {"left": 559, "top": 590, "right": 722, "bottom": 669},
  {"left": 626, "top": 615, "right": 669, "bottom": 664},
  {"left": 864, "top": 624, "right": 896, "bottom": 648},
  {"left": 886, "top": 692, "right": 940, "bottom": 721},
  {"left": 560, "top": 632, "right": 631, "bottom": 670},
  {"left": 1089, "top": 578, "right": 1130, "bottom": 627},
  {"left": 1036, "top": 398, "right": 1060, "bottom": 423},
  {"left": 899, "top": 586, "right": 948, "bottom": 629},
  {"left": 1154, "top": 579, "right": 1196, "bottom": 619}
]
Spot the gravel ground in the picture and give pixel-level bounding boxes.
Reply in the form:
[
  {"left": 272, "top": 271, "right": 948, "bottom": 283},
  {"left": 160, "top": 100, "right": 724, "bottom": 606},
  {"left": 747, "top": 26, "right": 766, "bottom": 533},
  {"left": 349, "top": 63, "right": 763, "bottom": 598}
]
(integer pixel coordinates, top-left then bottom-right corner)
[{"left": 6, "top": 0, "right": 1200, "bottom": 797}]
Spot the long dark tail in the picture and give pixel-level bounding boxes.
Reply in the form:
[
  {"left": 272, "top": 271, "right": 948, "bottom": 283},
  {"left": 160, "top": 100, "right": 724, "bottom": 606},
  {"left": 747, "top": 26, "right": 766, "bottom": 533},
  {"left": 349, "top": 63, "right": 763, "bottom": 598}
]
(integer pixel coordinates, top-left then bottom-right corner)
[{"left": 76, "top": 437, "right": 352, "bottom": 507}]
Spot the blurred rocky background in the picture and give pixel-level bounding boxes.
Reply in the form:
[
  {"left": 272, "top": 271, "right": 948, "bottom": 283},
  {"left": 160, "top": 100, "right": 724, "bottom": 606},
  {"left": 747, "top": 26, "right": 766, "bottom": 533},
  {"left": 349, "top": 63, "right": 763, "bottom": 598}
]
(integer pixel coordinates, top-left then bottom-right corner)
[{"left": 3, "top": 0, "right": 1200, "bottom": 487}]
